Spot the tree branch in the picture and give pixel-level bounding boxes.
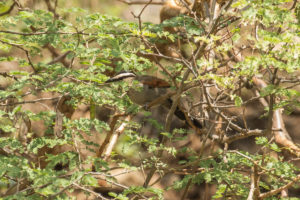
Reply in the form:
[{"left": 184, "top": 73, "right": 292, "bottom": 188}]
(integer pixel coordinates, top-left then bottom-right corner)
[
  {"left": 259, "top": 174, "right": 300, "bottom": 199},
  {"left": 103, "top": 115, "right": 131, "bottom": 160},
  {"left": 96, "top": 113, "right": 126, "bottom": 158},
  {"left": 0, "top": 2, "right": 16, "bottom": 16}
]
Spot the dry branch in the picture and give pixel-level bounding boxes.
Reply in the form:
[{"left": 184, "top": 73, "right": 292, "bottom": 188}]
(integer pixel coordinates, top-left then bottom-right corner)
[
  {"left": 103, "top": 115, "right": 131, "bottom": 160},
  {"left": 96, "top": 113, "right": 126, "bottom": 158},
  {"left": 252, "top": 77, "right": 300, "bottom": 156},
  {"left": 45, "top": 44, "right": 71, "bottom": 68}
]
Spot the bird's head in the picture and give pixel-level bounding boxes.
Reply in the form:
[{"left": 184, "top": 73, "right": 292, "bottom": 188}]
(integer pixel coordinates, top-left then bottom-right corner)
[
  {"left": 105, "top": 71, "right": 136, "bottom": 83},
  {"left": 105, "top": 71, "right": 170, "bottom": 89}
]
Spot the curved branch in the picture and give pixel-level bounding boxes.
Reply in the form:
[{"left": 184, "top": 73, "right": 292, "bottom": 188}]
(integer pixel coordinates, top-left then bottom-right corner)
[
  {"left": 259, "top": 174, "right": 300, "bottom": 199},
  {"left": 252, "top": 76, "right": 300, "bottom": 156},
  {"left": 0, "top": 2, "right": 16, "bottom": 17}
]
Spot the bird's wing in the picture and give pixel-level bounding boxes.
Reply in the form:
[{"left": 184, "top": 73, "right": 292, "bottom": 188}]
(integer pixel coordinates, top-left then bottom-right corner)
[{"left": 139, "top": 75, "right": 170, "bottom": 88}]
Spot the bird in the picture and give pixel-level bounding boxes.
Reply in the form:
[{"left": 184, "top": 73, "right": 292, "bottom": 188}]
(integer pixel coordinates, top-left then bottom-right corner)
[{"left": 105, "top": 71, "right": 202, "bottom": 129}]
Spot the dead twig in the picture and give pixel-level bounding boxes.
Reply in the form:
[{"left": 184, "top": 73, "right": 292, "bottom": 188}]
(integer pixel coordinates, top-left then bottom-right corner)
[
  {"left": 131, "top": 0, "right": 153, "bottom": 30},
  {"left": 103, "top": 115, "right": 131, "bottom": 160},
  {"left": 96, "top": 113, "right": 127, "bottom": 158},
  {"left": 0, "top": 72, "right": 18, "bottom": 81},
  {"left": 247, "top": 165, "right": 260, "bottom": 200},
  {"left": 72, "top": 183, "right": 110, "bottom": 200},
  {"left": 0, "top": 96, "right": 60, "bottom": 106}
]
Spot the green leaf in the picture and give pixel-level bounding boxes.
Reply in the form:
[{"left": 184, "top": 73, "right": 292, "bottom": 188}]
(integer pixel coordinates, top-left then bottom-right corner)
[
  {"left": 204, "top": 173, "right": 212, "bottom": 183},
  {"left": 234, "top": 96, "right": 243, "bottom": 107},
  {"left": 255, "top": 137, "right": 268, "bottom": 145},
  {"left": 28, "top": 137, "right": 68, "bottom": 154},
  {"left": 270, "top": 143, "right": 281, "bottom": 152},
  {"left": 160, "top": 132, "right": 172, "bottom": 138},
  {"left": 81, "top": 174, "right": 99, "bottom": 187},
  {"left": 213, "top": 184, "right": 227, "bottom": 199}
]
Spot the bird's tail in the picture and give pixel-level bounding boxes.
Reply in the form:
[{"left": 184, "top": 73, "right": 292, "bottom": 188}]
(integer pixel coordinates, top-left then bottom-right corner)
[{"left": 166, "top": 99, "right": 202, "bottom": 129}]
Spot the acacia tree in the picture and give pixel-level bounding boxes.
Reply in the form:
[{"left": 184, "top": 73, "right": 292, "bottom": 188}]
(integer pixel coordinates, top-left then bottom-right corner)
[{"left": 1, "top": 0, "right": 300, "bottom": 199}]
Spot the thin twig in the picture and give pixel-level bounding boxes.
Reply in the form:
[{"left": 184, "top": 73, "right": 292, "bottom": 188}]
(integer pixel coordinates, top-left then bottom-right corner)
[
  {"left": 73, "top": 183, "right": 110, "bottom": 200},
  {"left": 180, "top": 178, "right": 192, "bottom": 200},
  {"left": 0, "top": 96, "right": 60, "bottom": 106},
  {"left": 47, "top": 51, "right": 72, "bottom": 65},
  {"left": 0, "top": 40, "right": 37, "bottom": 73},
  {"left": 131, "top": 0, "right": 153, "bottom": 30},
  {"left": 259, "top": 174, "right": 300, "bottom": 199},
  {"left": 0, "top": 30, "right": 93, "bottom": 36},
  {"left": 0, "top": 72, "right": 18, "bottom": 81}
]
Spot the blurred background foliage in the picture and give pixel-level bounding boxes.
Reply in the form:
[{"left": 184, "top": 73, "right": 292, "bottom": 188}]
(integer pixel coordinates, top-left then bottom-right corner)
[
  {"left": 1, "top": 0, "right": 300, "bottom": 199},
  {"left": 17, "top": 0, "right": 163, "bottom": 23}
]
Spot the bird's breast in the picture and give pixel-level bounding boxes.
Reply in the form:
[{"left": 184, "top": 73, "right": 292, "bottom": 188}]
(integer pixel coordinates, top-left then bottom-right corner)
[{"left": 128, "top": 85, "right": 167, "bottom": 106}]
